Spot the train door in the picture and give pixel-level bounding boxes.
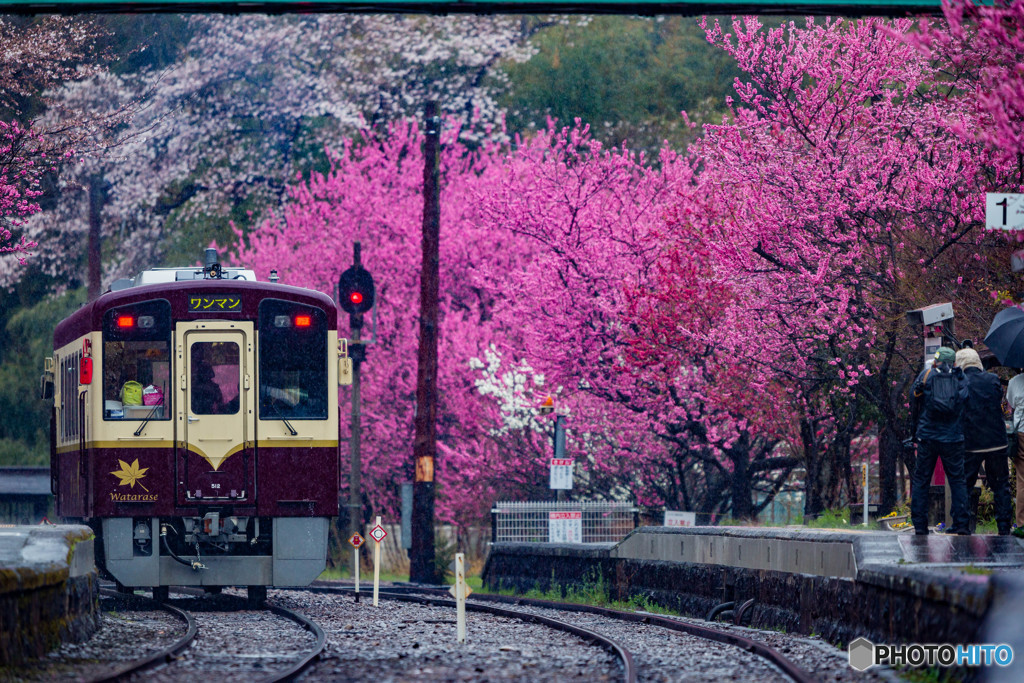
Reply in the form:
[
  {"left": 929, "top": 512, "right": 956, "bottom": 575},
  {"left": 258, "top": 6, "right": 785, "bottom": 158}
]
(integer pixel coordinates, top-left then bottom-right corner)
[{"left": 176, "top": 324, "right": 254, "bottom": 503}]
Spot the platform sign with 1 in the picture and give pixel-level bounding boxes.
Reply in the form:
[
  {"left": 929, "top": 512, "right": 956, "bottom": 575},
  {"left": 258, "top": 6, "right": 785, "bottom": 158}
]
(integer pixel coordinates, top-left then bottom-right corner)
[{"left": 986, "top": 193, "right": 1024, "bottom": 230}]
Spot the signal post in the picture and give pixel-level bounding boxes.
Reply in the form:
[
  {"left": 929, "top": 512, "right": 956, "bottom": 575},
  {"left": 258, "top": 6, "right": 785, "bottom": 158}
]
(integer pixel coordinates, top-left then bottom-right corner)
[{"left": 339, "top": 243, "right": 375, "bottom": 573}]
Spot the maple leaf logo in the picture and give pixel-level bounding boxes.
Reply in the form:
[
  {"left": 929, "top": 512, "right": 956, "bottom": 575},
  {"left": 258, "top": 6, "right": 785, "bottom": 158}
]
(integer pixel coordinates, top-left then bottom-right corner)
[{"left": 110, "top": 459, "right": 149, "bottom": 491}]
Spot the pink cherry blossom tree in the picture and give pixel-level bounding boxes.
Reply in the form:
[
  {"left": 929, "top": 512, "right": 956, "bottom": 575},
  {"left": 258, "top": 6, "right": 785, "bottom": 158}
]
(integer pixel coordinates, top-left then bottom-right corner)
[
  {"left": 237, "top": 113, "right": 817, "bottom": 526},
  {"left": 234, "top": 120, "right": 533, "bottom": 528},
  {"left": 909, "top": 0, "right": 1024, "bottom": 161},
  {"left": 633, "top": 14, "right": 1020, "bottom": 516}
]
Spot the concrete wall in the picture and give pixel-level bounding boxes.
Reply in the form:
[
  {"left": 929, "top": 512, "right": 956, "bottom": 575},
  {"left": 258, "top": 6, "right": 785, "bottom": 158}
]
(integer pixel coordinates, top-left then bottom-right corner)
[
  {"left": 0, "top": 525, "right": 100, "bottom": 665},
  {"left": 483, "top": 532, "right": 993, "bottom": 648}
]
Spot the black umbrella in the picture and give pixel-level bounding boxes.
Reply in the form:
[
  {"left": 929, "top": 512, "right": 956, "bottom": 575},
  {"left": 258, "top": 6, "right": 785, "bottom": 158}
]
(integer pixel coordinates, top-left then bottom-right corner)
[{"left": 984, "top": 307, "right": 1024, "bottom": 368}]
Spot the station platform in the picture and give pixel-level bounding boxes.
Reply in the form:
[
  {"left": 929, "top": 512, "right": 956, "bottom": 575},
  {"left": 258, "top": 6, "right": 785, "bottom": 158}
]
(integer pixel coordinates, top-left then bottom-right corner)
[
  {"left": 483, "top": 525, "right": 1024, "bottom": 678},
  {"left": 611, "top": 526, "right": 1024, "bottom": 577},
  {"left": 0, "top": 524, "right": 99, "bottom": 665}
]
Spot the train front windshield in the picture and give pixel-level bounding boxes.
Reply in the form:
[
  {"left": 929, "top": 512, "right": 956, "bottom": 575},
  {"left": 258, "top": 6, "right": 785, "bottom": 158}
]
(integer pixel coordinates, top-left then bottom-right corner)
[
  {"left": 102, "top": 299, "right": 172, "bottom": 420},
  {"left": 258, "top": 299, "right": 328, "bottom": 420}
]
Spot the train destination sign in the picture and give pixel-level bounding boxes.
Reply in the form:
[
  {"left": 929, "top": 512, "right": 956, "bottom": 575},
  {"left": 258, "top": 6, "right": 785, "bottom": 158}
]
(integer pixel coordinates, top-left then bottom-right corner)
[
  {"left": 188, "top": 296, "right": 243, "bottom": 313},
  {"left": 0, "top": 0, "right": 947, "bottom": 15}
]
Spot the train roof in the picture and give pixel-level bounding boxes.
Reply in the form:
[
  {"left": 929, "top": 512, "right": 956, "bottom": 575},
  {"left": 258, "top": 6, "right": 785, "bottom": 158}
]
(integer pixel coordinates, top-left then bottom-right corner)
[{"left": 54, "top": 274, "right": 338, "bottom": 348}]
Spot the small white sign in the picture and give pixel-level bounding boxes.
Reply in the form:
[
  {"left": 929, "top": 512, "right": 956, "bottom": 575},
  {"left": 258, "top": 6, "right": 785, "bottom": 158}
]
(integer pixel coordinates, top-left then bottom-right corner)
[
  {"left": 986, "top": 193, "right": 1024, "bottom": 230},
  {"left": 548, "top": 510, "right": 582, "bottom": 543},
  {"left": 549, "top": 458, "right": 574, "bottom": 490},
  {"left": 664, "top": 510, "right": 696, "bottom": 527}
]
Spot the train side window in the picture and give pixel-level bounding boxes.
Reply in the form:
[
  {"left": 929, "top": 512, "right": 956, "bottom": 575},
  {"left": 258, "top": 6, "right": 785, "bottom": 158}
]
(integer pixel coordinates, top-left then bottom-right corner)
[
  {"left": 258, "top": 299, "right": 327, "bottom": 420},
  {"left": 102, "top": 300, "right": 172, "bottom": 421}
]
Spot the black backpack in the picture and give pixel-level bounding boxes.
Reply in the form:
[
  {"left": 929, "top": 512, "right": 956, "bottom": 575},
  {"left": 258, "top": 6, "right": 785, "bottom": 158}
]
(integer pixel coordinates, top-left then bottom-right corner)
[{"left": 926, "top": 366, "right": 960, "bottom": 418}]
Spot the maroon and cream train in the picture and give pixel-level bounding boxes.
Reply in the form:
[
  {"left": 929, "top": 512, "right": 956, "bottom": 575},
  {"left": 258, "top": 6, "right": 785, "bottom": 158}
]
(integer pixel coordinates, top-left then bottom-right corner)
[{"left": 43, "top": 253, "right": 351, "bottom": 600}]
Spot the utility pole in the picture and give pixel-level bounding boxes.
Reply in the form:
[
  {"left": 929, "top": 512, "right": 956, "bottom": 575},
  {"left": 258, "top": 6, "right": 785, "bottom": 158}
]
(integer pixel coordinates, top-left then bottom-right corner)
[
  {"left": 411, "top": 101, "right": 440, "bottom": 584},
  {"left": 555, "top": 415, "right": 567, "bottom": 503},
  {"left": 87, "top": 175, "right": 104, "bottom": 301}
]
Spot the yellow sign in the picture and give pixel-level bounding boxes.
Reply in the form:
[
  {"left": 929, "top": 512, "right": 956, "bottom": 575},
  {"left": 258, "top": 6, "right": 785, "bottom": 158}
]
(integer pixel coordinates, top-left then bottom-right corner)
[
  {"left": 448, "top": 583, "right": 473, "bottom": 598},
  {"left": 110, "top": 458, "right": 150, "bottom": 491},
  {"left": 188, "top": 296, "right": 242, "bottom": 312},
  {"left": 415, "top": 456, "right": 434, "bottom": 483}
]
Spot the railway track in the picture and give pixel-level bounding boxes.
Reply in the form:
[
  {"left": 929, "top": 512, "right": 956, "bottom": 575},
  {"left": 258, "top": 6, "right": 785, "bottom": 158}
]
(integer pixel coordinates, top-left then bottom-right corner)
[
  {"left": 307, "top": 583, "right": 636, "bottom": 682},
  {"left": 87, "top": 586, "right": 325, "bottom": 682},
  {"left": 20, "top": 581, "right": 854, "bottom": 681},
  {"left": 306, "top": 581, "right": 815, "bottom": 682},
  {"left": 91, "top": 588, "right": 197, "bottom": 681}
]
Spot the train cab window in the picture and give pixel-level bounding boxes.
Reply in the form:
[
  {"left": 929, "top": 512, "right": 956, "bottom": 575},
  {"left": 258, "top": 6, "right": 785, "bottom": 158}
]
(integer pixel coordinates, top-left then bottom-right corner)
[
  {"left": 258, "top": 299, "right": 327, "bottom": 420},
  {"left": 190, "top": 341, "right": 239, "bottom": 415},
  {"left": 102, "top": 300, "right": 171, "bottom": 421}
]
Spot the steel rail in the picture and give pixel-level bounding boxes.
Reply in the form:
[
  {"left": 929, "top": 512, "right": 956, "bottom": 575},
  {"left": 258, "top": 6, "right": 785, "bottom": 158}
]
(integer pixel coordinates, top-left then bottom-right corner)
[
  {"left": 165, "top": 586, "right": 327, "bottom": 682},
  {"left": 472, "top": 593, "right": 816, "bottom": 683},
  {"left": 310, "top": 581, "right": 815, "bottom": 683},
  {"left": 262, "top": 601, "right": 328, "bottom": 682},
  {"left": 91, "top": 588, "right": 197, "bottom": 682},
  {"left": 309, "top": 585, "right": 637, "bottom": 683}
]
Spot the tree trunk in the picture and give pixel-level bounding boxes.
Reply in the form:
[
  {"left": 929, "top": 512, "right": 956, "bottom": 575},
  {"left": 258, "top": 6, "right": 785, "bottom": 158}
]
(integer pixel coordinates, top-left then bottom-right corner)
[
  {"left": 801, "top": 418, "right": 826, "bottom": 519},
  {"left": 878, "top": 419, "right": 902, "bottom": 513},
  {"left": 730, "top": 438, "right": 753, "bottom": 521},
  {"left": 828, "top": 434, "right": 851, "bottom": 510}
]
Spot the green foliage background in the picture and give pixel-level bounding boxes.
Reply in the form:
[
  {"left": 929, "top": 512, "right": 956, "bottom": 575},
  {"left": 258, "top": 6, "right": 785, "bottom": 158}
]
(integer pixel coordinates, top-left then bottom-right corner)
[
  {"left": 502, "top": 16, "right": 744, "bottom": 155},
  {"left": 0, "top": 288, "right": 85, "bottom": 465}
]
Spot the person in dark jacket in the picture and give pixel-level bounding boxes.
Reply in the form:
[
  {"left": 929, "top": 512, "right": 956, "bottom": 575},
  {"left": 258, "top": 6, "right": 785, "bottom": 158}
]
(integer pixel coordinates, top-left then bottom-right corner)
[
  {"left": 910, "top": 346, "right": 970, "bottom": 535},
  {"left": 956, "top": 348, "right": 1012, "bottom": 535}
]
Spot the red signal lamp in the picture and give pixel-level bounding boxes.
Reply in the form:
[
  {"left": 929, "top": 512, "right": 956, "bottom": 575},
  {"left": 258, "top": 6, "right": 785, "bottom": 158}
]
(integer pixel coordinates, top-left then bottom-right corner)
[
  {"left": 295, "top": 315, "right": 312, "bottom": 328},
  {"left": 117, "top": 315, "right": 134, "bottom": 328}
]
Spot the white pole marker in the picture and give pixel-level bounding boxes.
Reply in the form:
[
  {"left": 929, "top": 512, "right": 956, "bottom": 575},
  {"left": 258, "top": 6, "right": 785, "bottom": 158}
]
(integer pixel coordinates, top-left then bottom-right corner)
[
  {"left": 456, "top": 553, "right": 466, "bottom": 642},
  {"left": 373, "top": 516, "right": 381, "bottom": 606}
]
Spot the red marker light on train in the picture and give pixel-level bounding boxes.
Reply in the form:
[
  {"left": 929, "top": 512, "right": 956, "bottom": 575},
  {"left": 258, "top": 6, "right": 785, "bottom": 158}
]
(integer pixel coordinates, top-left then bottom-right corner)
[
  {"left": 117, "top": 316, "right": 134, "bottom": 328},
  {"left": 79, "top": 357, "right": 93, "bottom": 385},
  {"left": 295, "top": 315, "right": 312, "bottom": 327}
]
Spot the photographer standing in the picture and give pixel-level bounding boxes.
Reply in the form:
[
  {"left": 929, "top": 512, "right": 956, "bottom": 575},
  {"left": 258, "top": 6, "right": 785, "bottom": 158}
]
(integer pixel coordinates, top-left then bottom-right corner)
[
  {"left": 910, "top": 347, "right": 970, "bottom": 535},
  {"left": 956, "top": 348, "right": 1012, "bottom": 535}
]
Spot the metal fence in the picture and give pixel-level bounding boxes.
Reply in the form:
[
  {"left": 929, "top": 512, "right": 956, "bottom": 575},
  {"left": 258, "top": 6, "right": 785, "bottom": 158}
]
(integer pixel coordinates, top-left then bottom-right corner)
[{"left": 491, "top": 500, "right": 638, "bottom": 544}]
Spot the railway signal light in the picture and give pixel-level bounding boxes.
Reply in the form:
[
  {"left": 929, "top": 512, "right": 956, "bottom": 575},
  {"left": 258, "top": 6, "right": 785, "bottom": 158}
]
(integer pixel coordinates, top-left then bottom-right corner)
[{"left": 338, "top": 266, "right": 375, "bottom": 315}]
